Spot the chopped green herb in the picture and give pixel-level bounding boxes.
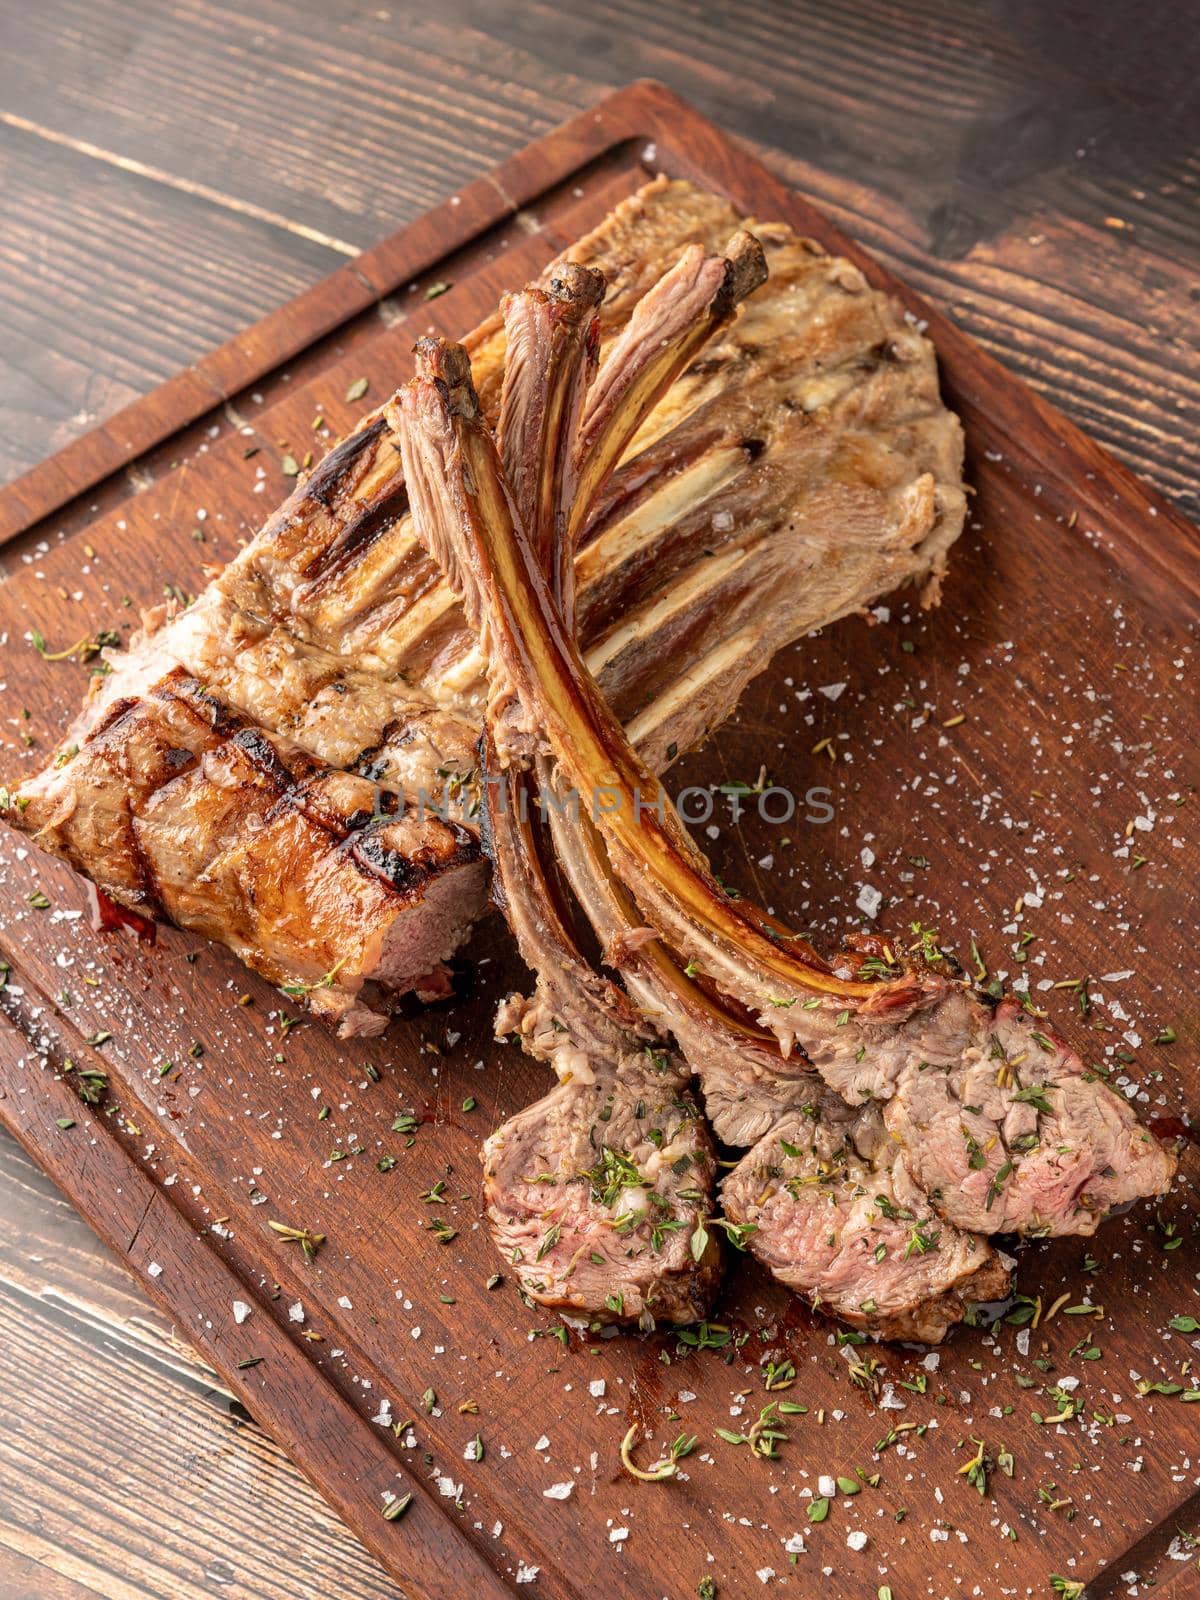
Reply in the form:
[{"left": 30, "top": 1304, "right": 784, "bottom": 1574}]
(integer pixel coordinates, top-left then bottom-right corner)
[{"left": 382, "top": 1492, "right": 413, "bottom": 1521}]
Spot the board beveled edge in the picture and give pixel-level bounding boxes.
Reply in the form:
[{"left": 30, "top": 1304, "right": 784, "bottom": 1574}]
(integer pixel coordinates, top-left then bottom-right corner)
[{"left": 0, "top": 945, "right": 521, "bottom": 1600}]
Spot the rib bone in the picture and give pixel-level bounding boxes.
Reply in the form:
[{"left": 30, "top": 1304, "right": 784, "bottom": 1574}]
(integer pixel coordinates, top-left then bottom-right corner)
[{"left": 427, "top": 266, "right": 719, "bottom": 1325}]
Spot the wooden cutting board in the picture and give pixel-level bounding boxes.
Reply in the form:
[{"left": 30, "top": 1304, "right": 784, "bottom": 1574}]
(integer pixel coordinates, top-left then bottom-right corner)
[{"left": 0, "top": 82, "right": 1197, "bottom": 1600}]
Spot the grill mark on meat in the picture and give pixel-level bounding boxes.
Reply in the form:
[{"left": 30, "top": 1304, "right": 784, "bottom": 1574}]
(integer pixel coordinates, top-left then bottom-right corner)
[
  {"left": 304, "top": 415, "right": 390, "bottom": 510},
  {"left": 228, "top": 725, "right": 306, "bottom": 796},
  {"left": 350, "top": 819, "right": 480, "bottom": 897},
  {"left": 300, "top": 482, "right": 412, "bottom": 591}
]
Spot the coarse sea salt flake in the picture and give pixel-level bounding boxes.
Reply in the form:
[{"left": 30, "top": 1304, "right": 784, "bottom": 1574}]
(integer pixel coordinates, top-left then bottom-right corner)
[
  {"left": 543, "top": 1481, "right": 573, "bottom": 1499},
  {"left": 856, "top": 884, "right": 882, "bottom": 919},
  {"left": 232, "top": 1300, "right": 251, "bottom": 1324}
]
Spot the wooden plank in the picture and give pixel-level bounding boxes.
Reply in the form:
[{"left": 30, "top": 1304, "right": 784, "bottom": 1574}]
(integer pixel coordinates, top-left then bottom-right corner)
[
  {"left": 0, "top": 82, "right": 1197, "bottom": 1600},
  {"left": 0, "top": 119, "right": 339, "bottom": 492},
  {"left": 2, "top": 0, "right": 1194, "bottom": 519},
  {"left": 0, "top": 966, "right": 516, "bottom": 1600},
  {"left": 0, "top": 1131, "right": 405, "bottom": 1598},
  {"left": 0, "top": 89, "right": 631, "bottom": 544}
]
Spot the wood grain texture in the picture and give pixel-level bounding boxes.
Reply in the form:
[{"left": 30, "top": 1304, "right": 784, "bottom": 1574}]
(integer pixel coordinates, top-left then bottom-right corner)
[
  {"left": 0, "top": 1134, "right": 403, "bottom": 1600},
  {"left": 0, "top": 0, "right": 1195, "bottom": 516},
  {"left": 0, "top": 82, "right": 1197, "bottom": 1600}
]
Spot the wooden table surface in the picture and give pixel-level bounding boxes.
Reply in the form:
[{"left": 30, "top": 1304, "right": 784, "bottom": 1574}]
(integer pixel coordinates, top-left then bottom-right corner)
[{"left": 0, "top": 3, "right": 1196, "bottom": 1595}]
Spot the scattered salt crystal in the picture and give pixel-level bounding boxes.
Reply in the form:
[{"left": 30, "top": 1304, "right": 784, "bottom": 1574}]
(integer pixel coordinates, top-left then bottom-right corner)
[
  {"left": 534, "top": 1434, "right": 551, "bottom": 1452},
  {"left": 147, "top": 1262, "right": 163, "bottom": 1278},
  {"left": 756, "top": 1569, "right": 776, "bottom": 1584},
  {"left": 856, "top": 884, "right": 882, "bottom": 919},
  {"left": 288, "top": 1301, "right": 305, "bottom": 1323},
  {"left": 515, "top": 1564, "right": 539, "bottom": 1584},
  {"left": 818, "top": 683, "right": 847, "bottom": 701},
  {"left": 818, "top": 1474, "right": 837, "bottom": 1498},
  {"left": 232, "top": 1300, "right": 251, "bottom": 1324},
  {"left": 543, "top": 1481, "right": 574, "bottom": 1500},
  {"left": 589, "top": 1379, "right": 607, "bottom": 1398},
  {"left": 846, "top": 1531, "right": 868, "bottom": 1552},
  {"left": 609, "top": 1527, "right": 629, "bottom": 1544}
]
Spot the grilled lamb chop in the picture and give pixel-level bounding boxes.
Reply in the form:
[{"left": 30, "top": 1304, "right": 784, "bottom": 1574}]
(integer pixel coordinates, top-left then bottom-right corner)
[
  {"left": 4, "top": 177, "right": 966, "bottom": 1032},
  {"left": 397, "top": 335, "right": 1174, "bottom": 1242},
  {"left": 12, "top": 666, "right": 484, "bottom": 1033},
  {"left": 442, "top": 261, "right": 720, "bottom": 1325}
]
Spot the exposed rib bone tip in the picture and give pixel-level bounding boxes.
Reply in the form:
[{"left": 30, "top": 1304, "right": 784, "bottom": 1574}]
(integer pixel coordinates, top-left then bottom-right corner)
[
  {"left": 721, "top": 230, "right": 769, "bottom": 306},
  {"left": 411, "top": 337, "right": 479, "bottom": 415},
  {"left": 546, "top": 262, "right": 607, "bottom": 309}
]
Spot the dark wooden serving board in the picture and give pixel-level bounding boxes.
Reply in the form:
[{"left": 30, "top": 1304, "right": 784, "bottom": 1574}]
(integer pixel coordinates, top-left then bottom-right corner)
[{"left": 0, "top": 83, "right": 1197, "bottom": 1600}]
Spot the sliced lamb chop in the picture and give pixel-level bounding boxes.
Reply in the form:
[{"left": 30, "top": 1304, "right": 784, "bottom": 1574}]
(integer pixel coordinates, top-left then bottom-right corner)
[
  {"left": 721, "top": 1099, "right": 1011, "bottom": 1343},
  {"left": 396, "top": 335, "right": 1174, "bottom": 1241},
  {"left": 536, "top": 732, "right": 1009, "bottom": 1340},
  {"left": 461, "top": 265, "right": 719, "bottom": 1326}
]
